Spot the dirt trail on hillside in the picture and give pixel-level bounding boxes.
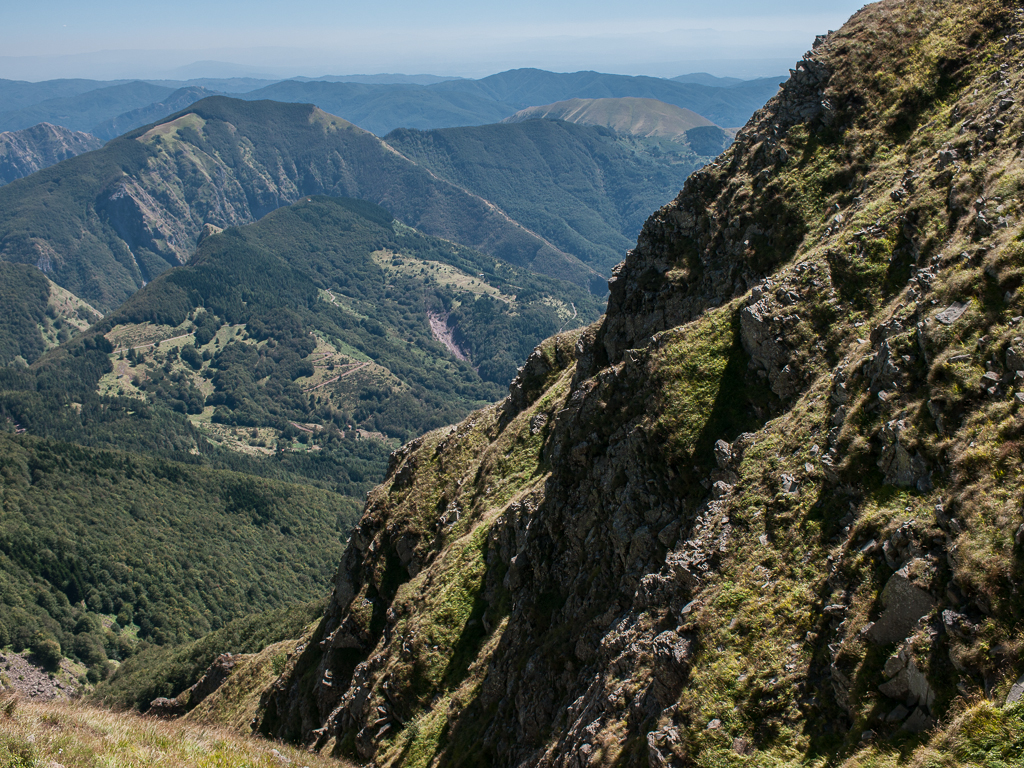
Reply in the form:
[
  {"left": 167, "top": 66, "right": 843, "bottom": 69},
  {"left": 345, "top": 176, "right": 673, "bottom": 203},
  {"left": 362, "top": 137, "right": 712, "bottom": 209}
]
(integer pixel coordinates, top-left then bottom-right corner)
[{"left": 303, "top": 361, "right": 370, "bottom": 392}]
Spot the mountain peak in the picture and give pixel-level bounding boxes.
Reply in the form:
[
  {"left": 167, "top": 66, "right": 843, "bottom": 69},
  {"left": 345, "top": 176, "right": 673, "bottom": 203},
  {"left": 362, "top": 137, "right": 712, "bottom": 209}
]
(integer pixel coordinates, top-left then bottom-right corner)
[{"left": 503, "top": 96, "right": 719, "bottom": 140}]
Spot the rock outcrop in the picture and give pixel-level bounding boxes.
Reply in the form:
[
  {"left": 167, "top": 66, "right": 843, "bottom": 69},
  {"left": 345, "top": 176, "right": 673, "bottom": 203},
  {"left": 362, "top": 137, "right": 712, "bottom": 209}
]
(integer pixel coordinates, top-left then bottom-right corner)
[
  {"left": 149, "top": 653, "right": 241, "bottom": 717},
  {"left": 252, "top": 1, "right": 1024, "bottom": 765},
  {"left": 0, "top": 123, "right": 101, "bottom": 186}
]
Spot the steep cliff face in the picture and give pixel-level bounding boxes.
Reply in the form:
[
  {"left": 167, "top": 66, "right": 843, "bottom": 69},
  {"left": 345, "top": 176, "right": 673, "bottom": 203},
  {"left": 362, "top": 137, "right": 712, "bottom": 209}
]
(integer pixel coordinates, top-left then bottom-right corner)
[
  {"left": 256, "top": 1, "right": 1024, "bottom": 764},
  {"left": 0, "top": 123, "right": 101, "bottom": 185}
]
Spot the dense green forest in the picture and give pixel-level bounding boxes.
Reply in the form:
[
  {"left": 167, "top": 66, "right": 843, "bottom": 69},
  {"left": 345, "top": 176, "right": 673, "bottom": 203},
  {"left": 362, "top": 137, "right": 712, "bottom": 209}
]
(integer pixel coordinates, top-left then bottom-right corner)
[
  {"left": 0, "top": 263, "right": 51, "bottom": 365},
  {"left": 94, "top": 598, "right": 326, "bottom": 711},
  {"left": 100, "top": 196, "right": 600, "bottom": 437},
  {"left": 0, "top": 431, "right": 358, "bottom": 680},
  {"left": 386, "top": 119, "right": 712, "bottom": 273}
]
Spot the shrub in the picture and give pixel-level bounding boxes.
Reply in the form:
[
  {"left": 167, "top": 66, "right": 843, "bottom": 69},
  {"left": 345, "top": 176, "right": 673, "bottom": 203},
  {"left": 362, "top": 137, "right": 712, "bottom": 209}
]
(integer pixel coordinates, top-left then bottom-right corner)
[{"left": 30, "top": 638, "right": 62, "bottom": 671}]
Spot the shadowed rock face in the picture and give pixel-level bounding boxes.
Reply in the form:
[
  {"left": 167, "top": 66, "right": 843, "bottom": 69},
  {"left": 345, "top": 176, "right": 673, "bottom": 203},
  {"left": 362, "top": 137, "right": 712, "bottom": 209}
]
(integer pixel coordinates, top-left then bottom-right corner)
[
  {"left": 0, "top": 123, "right": 101, "bottom": 185},
  {"left": 149, "top": 654, "right": 241, "bottom": 718},
  {"left": 250, "top": 1, "right": 1024, "bottom": 764}
]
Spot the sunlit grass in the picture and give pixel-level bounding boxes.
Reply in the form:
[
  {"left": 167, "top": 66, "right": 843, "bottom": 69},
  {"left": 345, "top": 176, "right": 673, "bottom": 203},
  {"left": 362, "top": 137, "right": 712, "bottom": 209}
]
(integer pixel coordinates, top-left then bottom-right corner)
[{"left": 0, "top": 693, "right": 350, "bottom": 768}]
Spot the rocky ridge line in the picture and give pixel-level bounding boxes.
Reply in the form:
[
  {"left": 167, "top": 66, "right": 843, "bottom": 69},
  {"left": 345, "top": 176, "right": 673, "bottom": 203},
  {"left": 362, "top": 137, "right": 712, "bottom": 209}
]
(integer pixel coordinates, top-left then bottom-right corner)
[{"left": 248, "top": 1, "right": 1024, "bottom": 765}]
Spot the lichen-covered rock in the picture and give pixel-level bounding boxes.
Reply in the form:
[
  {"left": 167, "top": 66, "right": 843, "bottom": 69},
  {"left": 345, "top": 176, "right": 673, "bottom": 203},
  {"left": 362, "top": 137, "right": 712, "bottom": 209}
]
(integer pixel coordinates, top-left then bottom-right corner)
[{"left": 866, "top": 564, "right": 937, "bottom": 646}]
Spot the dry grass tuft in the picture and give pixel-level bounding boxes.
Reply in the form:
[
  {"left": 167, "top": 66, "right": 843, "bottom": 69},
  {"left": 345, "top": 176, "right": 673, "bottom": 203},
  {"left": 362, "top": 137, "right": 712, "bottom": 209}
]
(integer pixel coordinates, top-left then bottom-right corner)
[{"left": 0, "top": 694, "right": 350, "bottom": 768}]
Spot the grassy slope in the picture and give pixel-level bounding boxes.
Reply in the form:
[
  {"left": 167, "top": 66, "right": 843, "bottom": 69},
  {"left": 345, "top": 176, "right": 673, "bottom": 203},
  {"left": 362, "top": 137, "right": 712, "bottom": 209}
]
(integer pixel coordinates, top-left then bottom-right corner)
[
  {"left": 504, "top": 97, "right": 717, "bottom": 137},
  {"left": 0, "top": 693, "right": 355, "bottom": 768},
  {"left": 94, "top": 598, "right": 328, "bottom": 711}
]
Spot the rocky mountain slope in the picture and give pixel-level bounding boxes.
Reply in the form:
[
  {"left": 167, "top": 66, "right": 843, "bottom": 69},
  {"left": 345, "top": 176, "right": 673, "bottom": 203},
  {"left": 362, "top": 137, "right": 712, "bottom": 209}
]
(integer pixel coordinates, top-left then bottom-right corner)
[
  {"left": 0, "top": 122, "right": 101, "bottom": 186},
  {"left": 241, "top": 0, "right": 1024, "bottom": 765}
]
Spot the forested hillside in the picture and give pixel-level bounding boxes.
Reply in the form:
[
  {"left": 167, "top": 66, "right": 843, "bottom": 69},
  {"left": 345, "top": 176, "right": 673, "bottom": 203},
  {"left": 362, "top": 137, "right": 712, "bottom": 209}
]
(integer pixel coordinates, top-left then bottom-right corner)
[
  {"left": 0, "top": 262, "right": 100, "bottom": 365},
  {"left": 96, "top": 195, "right": 599, "bottom": 440},
  {"left": 0, "top": 430, "right": 359, "bottom": 681},
  {"left": 387, "top": 119, "right": 720, "bottom": 274},
  {"left": 0, "top": 82, "right": 174, "bottom": 133}
]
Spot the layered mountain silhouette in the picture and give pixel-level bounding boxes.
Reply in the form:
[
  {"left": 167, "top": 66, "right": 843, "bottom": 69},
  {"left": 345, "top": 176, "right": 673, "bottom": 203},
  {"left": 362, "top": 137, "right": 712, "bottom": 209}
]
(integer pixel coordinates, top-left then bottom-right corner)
[
  {"left": 0, "top": 94, "right": 732, "bottom": 311},
  {"left": 0, "top": 68, "right": 783, "bottom": 142}
]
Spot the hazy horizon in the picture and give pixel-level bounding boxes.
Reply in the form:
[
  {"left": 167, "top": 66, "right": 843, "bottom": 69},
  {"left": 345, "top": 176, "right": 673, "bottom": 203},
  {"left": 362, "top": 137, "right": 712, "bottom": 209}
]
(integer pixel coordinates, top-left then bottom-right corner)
[{"left": 2, "top": 1, "right": 866, "bottom": 82}]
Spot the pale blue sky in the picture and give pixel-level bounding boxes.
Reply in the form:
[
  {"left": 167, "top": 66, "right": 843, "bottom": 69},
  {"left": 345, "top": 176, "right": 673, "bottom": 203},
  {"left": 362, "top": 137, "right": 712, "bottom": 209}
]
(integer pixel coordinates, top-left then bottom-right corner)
[{"left": 1, "top": 1, "right": 868, "bottom": 81}]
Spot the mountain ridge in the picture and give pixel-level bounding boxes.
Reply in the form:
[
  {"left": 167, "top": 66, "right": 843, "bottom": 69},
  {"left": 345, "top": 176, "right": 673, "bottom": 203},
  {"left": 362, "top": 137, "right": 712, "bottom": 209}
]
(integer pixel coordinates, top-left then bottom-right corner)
[
  {"left": 0, "top": 96, "right": 596, "bottom": 311},
  {"left": 0, "top": 122, "right": 102, "bottom": 186},
  {"left": 232, "top": 1, "right": 1024, "bottom": 765},
  {"left": 502, "top": 97, "right": 717, "bottom": 139},
  {"left": 385, "top": 118, "right": 724, "bottom": 274}
]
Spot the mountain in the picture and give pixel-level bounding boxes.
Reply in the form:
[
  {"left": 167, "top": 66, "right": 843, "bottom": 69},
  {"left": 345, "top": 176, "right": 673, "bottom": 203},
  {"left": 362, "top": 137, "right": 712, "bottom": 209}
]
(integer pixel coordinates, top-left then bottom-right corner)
[
  {"left": 90, "top": 86, "right": 217, "bottom": 141},
  {"left": 386, "top": 119, "right": 722, "bottom": 274},
  {"left": 0, "top": 96, "right": 594, "bottom": 312},
  {"left": 0, "top": 78, "right": 133, "bottom": 114},
  {"left": 143, "top": 77, "right": 279, "bottom": 93},
  {"left": 95, "top": 195, "right": 599, "bottom": 439},
  {"left": 671, "top": 72, "right": 746, "bottom": 87},
  {"left": 196, "top": 0, "right": 1024, "bottom": 764},
  {"left": 0, "top": 70, "right": 781, "bottom": 144},
  {"left": 0, "top": 81, "right": 175, "bottom": 133},
  {"left": 0, "top": 122, "right": 102, "bottom": 185},
  {"left": 503, "top": 97, "right": 718, "bottom": 139},
  {"left": 234, "top": 69, "right": 783, "bottom": 137},
  {"left": 0, "top": 193, "right": 597, "bottom": 687},
  {"left": 431, "top": 68, "right": 784, "bottom": 128},
  {"left": 293, "top": 74, "right": 462, "bottom": 85},
  {"left": 501, "top": 96, "right": 734, "bottom": 157},
  {"left": 236, "top": 80, "right": 513, "bottom": 136}
]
